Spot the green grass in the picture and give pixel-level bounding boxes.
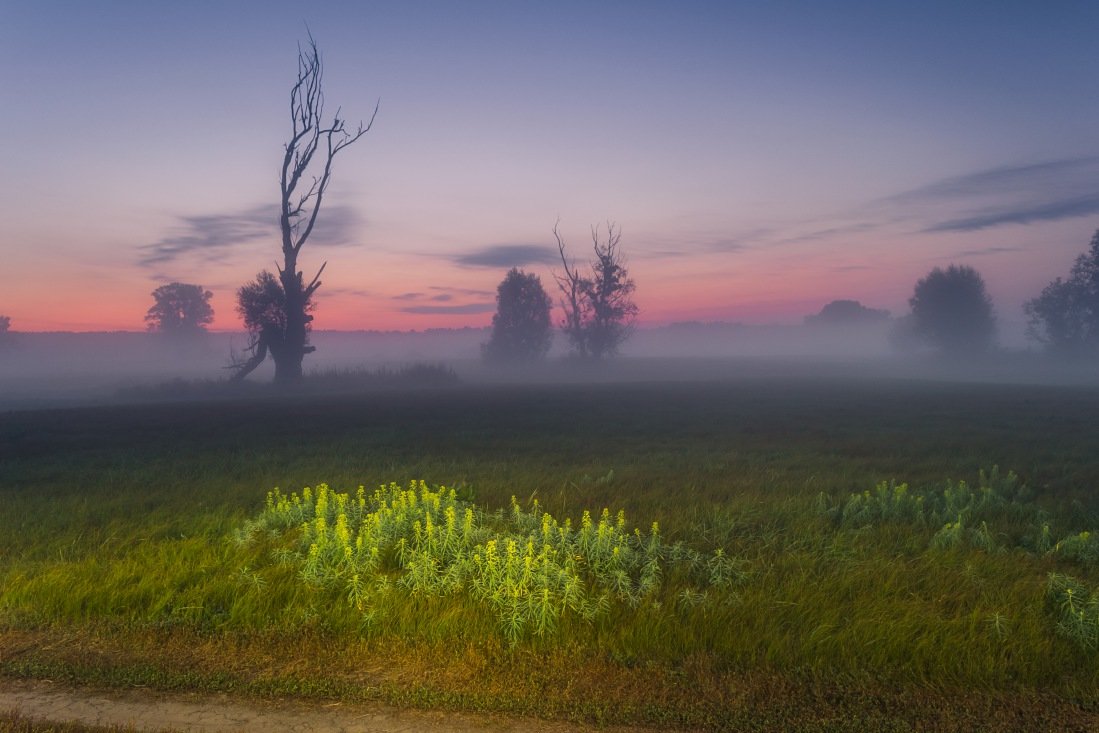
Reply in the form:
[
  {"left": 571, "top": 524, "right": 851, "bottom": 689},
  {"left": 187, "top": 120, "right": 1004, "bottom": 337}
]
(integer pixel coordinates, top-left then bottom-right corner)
[{"left": 3, "top": 375, "right": 1099, "bottom": 729}]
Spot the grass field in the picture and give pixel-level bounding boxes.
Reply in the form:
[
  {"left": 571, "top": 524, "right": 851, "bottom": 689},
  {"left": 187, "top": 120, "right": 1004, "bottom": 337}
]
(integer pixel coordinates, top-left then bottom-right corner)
[{"left": 2, "top": 370, "right": 1099, "bottom": 731}]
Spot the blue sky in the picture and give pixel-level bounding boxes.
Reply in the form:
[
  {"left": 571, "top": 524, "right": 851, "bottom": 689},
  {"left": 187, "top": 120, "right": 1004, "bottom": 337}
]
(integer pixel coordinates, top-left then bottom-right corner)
[{"left": 2, "top": 1, "right": 1098, "bottom": 336}]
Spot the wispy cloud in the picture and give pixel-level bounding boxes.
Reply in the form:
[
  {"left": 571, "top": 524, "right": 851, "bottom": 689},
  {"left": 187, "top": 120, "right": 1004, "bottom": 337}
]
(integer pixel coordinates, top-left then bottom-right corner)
[
  {"left": 893, "top": 157, "right": 1099, "bottom": 202},
  {"left": 452, "top": 244, "right": 558, "bottom": 268},
  {"left": 775, "top": 222, "right": 878, "bottom": 246},
  {"left": 138, "top": 204, "right": 363, "bottom": 266},
  {"left": 429, "top": 285, "right": 493, "bottom": 297},
  {"left": 631, "top": 230, "right": 765, "bottom": 258},
  {"left": 636, "top": 156, "right": 1099, "bottom": 263},
  {"left": 318, "top": 286, "right": 372, "bottom": 298},
  {"left": 393, "top": 285, "right": 497, "bottom": 315},
  {"left": 400, "top": 303, "right": 495, "bottom": 315},
  {"left": 881, "top": 155, "right": 1099, "bottom": 233},
  {"left": 925, "top": 195, "right": 1099, "bottom": 233},
  {"left": 953, "top": 245, "right": 1022, "bottom": 257}
]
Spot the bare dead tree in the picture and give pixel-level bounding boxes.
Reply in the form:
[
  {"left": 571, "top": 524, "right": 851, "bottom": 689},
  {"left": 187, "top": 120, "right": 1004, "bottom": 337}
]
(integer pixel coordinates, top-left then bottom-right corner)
[
  {"left": 553, "top": 221, "right": 637, "bottom": 359},
  {"left": 553, "top": 220, "right": 591, "bottom": 359},
  {"left": 230, "top": 34, "right": 377, "bottom": 384}
]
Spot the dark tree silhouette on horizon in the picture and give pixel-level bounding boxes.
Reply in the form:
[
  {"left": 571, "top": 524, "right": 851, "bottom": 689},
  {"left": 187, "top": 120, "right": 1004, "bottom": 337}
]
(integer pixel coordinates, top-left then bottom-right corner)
[
  {"left": 482, "top": 268, "right": 553, "bottom": 364},
  {"left": 145, "top": 282, "right": 214, "bottom": 336},
  {"left": 908, "top": 264, "right": 996, "bottom": 356},
  {"left": 0, "top": 316, "right": 9, "bottom": 334},
  {"left": 804, "top": 299, "right": 890, "bottom": 327},
  {"left": 230, "top": 34, "right": 375, "bottom": 383},
  {"left": 554, "top": 222, "right": 637, "bottom": 360},
  {"left": 1024, "top": 229, "right": 1099, "bottom": 357}
]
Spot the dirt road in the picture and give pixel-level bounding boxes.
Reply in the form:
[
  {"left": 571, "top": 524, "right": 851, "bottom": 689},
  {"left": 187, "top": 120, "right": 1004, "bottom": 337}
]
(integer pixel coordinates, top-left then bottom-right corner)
[{"left": 0, "top": 678, "right": 646, "bottom": 733}]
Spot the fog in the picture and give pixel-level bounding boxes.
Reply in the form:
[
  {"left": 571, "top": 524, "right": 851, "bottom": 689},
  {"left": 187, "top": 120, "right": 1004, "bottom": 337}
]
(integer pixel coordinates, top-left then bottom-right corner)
[{"left": 1, "top": 321, "right": 1095, "bottom": 412}]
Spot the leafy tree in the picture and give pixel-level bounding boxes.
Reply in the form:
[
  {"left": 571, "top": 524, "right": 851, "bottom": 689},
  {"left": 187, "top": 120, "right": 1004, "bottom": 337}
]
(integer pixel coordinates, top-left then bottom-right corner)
[
  {"left": 229, "top": 35, "right": 375, "bottom": 383},
  {"left": 229, "top": 271, "right": 315, "bottom": 381},
  {"left": 482, "top": 268, "right": 553, "bottom": 364},
  {"left": 554, "top": 222, "right": 638, "bottom": 359},
  {"left": 908, "top": 264, "right": 996, "bottom": 355},
  {"left": 805, "top": 300, "right": 889, "bottom": 327},
  {"left": 1024, "top": 230, "right": 1099, "bottom": 357},
  {"left": 144, "top": 282, "right": 214, "bottom": 336}
]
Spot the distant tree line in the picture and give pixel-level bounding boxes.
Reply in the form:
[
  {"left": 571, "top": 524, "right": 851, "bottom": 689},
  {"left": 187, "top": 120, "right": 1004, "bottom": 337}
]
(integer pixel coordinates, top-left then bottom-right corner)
[{"left": 816, "top": 228, "right": 1098, "bottom": 362}]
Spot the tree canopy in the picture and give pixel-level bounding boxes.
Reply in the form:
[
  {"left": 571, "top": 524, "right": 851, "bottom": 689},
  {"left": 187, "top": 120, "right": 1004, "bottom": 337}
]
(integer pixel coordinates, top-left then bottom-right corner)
[
  {"left": 1024, "top": 230, "right": 1099, "bottom": 357},
  {"left": 483, "top": 268, "right": 553, "bottom": 364},
  {"left": 909, "top": 264, "right": 995, "bottom": 355},
  {"left": 230, "top": 271, "right": 317, "bottom": 381},
  {"left": 144, "top": 282, "right": 214, "bottom": 336}
]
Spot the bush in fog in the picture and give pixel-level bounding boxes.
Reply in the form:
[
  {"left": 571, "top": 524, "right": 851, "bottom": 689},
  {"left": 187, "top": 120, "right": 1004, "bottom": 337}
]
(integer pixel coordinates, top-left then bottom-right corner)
[
  {"left": 483, "top": 268, "right": 553, "bottom": 364},
  {"left": 145, "top": 282, "right": 214, "bottom": 336},
  {"left": 804, "top": 300, "right": 889, "bottom": 327},
  {"left": 1024, "top": 229, "right": 1099, "bottom": 357},
  {"left": 908, "top": 264, "right": 995, "bottom": 355}
]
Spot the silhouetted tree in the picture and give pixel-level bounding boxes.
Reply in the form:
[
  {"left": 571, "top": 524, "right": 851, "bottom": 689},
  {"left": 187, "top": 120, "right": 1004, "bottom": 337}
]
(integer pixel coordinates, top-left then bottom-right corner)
[
  {"left": 909, "top": 264, "right": 995, "bottom": 355},
  {"left": 0, "top": 316, "right": 9, "bottom": 334},
  {"left": 145, "top": 282, "right": 214, "bottom": 336},
  {"left": 805, "top": 300, "right": 889, "bottom": 327},
  {"left": 229, "top": 34, "right": 375, "bottom": 383},
  {"left": 230, "top": 271, "right": 315, "bottom": 381},
  {"left": 554, "top": 222, "right": 637, "bottom": 359},
  {"left": 1024, "top": 230, "right": 1099, "bottom": 357},
  {"left": 555, "top": 224, "right": 589, "bottom": 358},
  {"left": 482, "top": 268, "right": 553, "bottom": 364}
]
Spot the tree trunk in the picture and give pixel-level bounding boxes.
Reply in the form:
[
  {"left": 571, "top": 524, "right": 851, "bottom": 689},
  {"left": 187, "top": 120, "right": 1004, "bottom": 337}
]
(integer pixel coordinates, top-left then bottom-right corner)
[
  {"left": 273, "top": 351, "right": 303, "bottom": 383},
  {"left": 275, "top": 252, "right": 308, "bottom": 385}
]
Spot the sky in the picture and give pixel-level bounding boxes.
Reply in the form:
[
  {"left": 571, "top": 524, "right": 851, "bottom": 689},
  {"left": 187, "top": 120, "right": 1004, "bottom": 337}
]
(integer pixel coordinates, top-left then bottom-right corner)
[{"left": 2, "top": 1, "right": 1098, "bottom": 337}]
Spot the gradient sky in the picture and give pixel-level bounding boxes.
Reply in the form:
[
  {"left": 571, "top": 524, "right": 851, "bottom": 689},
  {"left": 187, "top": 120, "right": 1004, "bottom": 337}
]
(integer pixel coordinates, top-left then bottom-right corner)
[{"left": 3, "top": 1, "right": 1098, "bottom": 337}]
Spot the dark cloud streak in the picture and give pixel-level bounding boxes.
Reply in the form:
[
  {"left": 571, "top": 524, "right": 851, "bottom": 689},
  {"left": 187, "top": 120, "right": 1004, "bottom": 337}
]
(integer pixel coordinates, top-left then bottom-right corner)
[
  {"left": 954, "top": 246, "right": 1021, "bottom": 257},
  {"left": 138, "top": 204, "right": 363, "bottom": 266},
  {"left": 452, "top": 244, "right": 558, "bottom": 268},
  {"left": 400, "top": 303, "right": 495, "bottom": 315},
  {"left": 879, "top": 155, "right": 1099, "bottom": 234},
  {"left": 893, "top": 156, "right": 1099, "bottom": 202},
  {"left": 924, "top": 195, "right": 1099, "bottom": 233}
]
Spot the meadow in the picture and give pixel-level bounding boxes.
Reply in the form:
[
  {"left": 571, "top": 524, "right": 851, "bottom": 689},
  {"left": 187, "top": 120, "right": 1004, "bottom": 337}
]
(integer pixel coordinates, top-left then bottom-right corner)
[{"left": 2, "top": 369, "right": 1099, "bottom": 731}]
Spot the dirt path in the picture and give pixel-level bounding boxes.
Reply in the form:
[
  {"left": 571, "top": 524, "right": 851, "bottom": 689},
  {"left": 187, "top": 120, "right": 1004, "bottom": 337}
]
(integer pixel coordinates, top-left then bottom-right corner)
[{"left": 0, "top": 678, "right": 646, "bottom": 733}]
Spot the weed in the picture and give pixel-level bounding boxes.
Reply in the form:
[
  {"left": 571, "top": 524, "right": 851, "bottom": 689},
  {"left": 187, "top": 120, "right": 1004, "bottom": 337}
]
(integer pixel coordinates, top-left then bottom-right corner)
[{"left": 241, "top": 481, "right": 741, "bottom": 644}]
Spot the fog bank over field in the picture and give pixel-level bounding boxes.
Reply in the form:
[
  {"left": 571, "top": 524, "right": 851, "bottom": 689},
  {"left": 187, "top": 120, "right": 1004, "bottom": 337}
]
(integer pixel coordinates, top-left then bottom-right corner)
[{"left": 0, "top": 321, "right": 1092, "bottom": 411}]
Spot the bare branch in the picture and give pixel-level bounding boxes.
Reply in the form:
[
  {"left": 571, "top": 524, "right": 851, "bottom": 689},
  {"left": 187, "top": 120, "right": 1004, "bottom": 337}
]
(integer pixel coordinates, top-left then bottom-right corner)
[
  {"left": 304, "top": 261, "right": 327, "bottom": 298},
  {"left": 227, "top": 332, "right": 269, "bottom": 381}
]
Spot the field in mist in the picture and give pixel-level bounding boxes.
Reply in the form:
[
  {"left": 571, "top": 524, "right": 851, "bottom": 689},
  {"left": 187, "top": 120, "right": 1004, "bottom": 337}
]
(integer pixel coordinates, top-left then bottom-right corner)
[
  {"left": 0, "top": 323, "right": 1093, "bottom": 412},
  {"left": 3, "top": 373, "right": 1099, "bottom": 731}
]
